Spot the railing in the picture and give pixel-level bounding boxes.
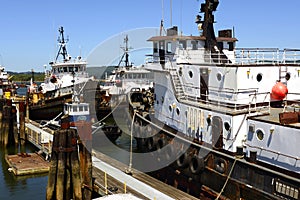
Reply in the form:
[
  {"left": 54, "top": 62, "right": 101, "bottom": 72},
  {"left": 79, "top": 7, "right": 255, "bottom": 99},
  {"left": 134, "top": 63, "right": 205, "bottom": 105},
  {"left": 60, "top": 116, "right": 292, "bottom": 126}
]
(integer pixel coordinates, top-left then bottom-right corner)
[{"left": 145, "top": 48, "right": 300, "bottom": 66}]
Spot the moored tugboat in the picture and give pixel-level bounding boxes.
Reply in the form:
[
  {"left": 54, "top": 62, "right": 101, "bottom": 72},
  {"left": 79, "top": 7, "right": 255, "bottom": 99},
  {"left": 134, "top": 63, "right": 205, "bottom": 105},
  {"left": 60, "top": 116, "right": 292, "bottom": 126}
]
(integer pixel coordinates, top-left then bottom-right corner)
[{"left": 126, "top": 0, "right": 300, "bottom": 199}]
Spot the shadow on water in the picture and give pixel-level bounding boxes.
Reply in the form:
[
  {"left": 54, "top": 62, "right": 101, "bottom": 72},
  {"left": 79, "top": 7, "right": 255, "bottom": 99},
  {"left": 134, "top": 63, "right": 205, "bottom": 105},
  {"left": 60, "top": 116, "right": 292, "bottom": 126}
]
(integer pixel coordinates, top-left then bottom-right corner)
[{"left": 0, "top": 144, "right": 48, "bottom": 200}]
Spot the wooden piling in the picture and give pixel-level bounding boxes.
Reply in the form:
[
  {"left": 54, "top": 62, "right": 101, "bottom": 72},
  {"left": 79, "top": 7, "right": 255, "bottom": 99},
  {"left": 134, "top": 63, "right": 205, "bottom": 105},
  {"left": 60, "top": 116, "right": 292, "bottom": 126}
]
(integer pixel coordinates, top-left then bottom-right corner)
[
  {"left": 46, "top": 127, "right": 83, "bottom": 200},
  {"left": 77, "top": 121, "right": 93, "bottom": 200},
  {"left": 46, "top": 129, "right": 59, "bottom": 200},
  {"left": 2, "top": 105, "right": 11, "bottom": 147},
  {"left": 19, "top": 101, "right": 26, "bottom": 145}
]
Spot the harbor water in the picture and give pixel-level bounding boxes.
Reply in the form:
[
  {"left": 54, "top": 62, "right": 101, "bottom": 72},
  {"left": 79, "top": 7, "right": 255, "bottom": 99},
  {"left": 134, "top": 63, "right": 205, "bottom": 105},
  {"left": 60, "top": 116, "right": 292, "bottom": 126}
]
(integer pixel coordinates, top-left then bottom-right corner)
[{"left": 0, "top": 145, "right": 48, "bottom": 199}]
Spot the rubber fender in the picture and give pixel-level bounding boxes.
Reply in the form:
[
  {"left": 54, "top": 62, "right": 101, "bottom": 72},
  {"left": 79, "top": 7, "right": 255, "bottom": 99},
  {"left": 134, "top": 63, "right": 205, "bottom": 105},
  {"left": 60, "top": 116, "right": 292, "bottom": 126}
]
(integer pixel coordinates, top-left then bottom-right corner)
[
  {"left": 189, "top": 154, "right": 205, "bottom": 174},
  {"left": 176, "top": 151, "right": 191, "bottom": 168}
]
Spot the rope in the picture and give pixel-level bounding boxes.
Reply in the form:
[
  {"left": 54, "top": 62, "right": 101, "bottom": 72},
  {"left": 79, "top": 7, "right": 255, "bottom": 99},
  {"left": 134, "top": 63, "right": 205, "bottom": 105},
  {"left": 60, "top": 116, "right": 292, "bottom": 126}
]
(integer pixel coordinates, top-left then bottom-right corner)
[
  {"left": 93, "top": 96, "right": 125, "bottom": 125},
  {"left": 91, "top": 96, "right": 124, "bottom": 135},
  {"left": 126, "top": 110, "right": 137, "bottom": 174},
  {"left": 215, "top": 155, "right": 243, "bottom": 200}
]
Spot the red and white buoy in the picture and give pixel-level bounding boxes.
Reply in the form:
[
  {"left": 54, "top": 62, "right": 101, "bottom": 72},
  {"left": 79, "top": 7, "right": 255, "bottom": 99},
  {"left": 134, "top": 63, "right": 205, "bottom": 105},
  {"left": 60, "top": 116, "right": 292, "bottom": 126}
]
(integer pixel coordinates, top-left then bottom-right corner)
[{"left": 270, "top": 81, "right": 288, "bottom": 101}]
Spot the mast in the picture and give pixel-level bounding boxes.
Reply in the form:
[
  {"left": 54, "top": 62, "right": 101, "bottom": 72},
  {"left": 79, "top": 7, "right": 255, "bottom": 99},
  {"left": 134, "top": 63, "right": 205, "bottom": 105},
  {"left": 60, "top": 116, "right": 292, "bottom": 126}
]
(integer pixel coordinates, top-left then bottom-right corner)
[
  {"left": 197, "top": 0, "right": 219, "bottom": 51},
  {"left": 118, "top": 35, "right": 132, "bottom": 68},
  {"left": 55, "top": 26, "right": 69, "bottom": 62}
]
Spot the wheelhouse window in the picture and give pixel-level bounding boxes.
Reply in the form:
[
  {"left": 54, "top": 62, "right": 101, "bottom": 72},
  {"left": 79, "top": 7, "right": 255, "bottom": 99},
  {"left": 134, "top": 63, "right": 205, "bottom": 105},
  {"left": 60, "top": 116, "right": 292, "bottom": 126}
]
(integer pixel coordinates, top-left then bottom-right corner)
[
  {"left": 191, "top": 41, "right": 198, "bottom": 50},
  {"left": 153, "top": 42, "right": 158, "bottom": 53},
  {"left": 167, "top": 42, "right": 172, "bottom": 53},
  {"left": 179, "top": 40, "right": 187, "bottom": 49},
  {"left": 228, "top": 42, "right": 234, "bottom": 51}
]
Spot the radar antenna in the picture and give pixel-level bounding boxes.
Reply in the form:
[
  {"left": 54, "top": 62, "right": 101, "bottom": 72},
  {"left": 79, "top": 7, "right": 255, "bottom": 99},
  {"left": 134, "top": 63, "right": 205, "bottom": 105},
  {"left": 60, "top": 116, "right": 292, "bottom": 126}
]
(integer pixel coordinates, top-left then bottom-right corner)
[{"left": 55, "top": 26, "right": 69, "bottom": 62}]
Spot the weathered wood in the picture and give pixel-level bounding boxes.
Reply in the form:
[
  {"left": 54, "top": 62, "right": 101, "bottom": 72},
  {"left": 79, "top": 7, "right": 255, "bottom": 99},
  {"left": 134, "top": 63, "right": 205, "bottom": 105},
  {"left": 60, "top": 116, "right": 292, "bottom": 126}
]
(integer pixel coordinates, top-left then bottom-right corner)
[
  {"left": 19, "top": 101, "right": 26, "bottom": 145},
  {"left": 46, "top": 131, "right": 59, "bottom": 200},
  {"left": 56, "top": 130, "right": 67, "bottom": 200},
  {"left": 79, "top": 142, "right": 92, "bottom": 200},
  {"left": 2, "top": 105, "right": 11, "bottom": 147},
  {"left": 70, "top": 130, "right": 83, "bottom": 200},
  {"left": 77, "top": 122, "right": 93, "bottom": 200}
]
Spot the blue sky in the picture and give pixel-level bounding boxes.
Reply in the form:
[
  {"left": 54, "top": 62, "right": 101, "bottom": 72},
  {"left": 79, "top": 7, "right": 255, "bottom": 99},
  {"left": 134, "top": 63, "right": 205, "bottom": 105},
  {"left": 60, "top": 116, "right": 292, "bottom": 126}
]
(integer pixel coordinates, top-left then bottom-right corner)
[{"left": 0, "top": 0, "right": 299, "bottom": 72}]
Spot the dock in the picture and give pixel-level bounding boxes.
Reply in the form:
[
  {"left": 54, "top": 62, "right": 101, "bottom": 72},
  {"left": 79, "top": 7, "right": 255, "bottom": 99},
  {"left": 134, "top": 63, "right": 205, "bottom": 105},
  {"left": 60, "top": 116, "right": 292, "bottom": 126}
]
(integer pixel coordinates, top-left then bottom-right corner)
[
  {"left": 21, "top": 119, "right": 199, "bottom": 199},
  {"left": 5, "top": 153, "right": 49, "bottom": 176}
]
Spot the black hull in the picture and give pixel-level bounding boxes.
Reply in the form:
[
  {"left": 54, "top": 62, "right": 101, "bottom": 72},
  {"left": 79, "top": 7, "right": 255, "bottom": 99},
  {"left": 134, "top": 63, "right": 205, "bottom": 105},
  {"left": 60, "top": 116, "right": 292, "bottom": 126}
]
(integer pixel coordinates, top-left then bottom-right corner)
[
  {"left": 29, "top": 94, "right": 72, "bottom": 121},
  {"left": 125, "top": 87, "right": 300, "bottom": 200},
  {"left": 132, "top": 115, "right": 300, "bottom": 200}
]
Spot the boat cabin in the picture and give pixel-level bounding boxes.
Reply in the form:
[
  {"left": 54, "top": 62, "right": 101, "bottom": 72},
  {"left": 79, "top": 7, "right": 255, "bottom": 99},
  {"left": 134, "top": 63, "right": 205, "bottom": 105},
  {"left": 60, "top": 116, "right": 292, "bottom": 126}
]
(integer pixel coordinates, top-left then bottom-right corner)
[
  {"left": 147, "top": 27, "right": 237, "bottom": 65},
  {"left": 63, "top": 102, "right": 90, "bottom": 122}
]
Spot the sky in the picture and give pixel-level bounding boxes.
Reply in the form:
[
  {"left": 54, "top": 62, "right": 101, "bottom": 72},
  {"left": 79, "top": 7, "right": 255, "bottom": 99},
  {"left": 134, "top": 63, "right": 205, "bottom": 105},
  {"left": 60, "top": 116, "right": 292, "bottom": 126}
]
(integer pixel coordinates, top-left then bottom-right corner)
[{"left": 0, "top": 0, "right": 300, "bottom": 72}]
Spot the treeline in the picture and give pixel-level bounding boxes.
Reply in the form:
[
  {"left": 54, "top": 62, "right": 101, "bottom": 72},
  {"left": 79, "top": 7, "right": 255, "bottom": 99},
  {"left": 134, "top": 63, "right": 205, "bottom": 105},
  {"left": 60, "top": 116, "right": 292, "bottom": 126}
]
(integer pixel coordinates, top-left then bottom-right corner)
[{"left": 9, "top": 72, "right": 45, "bottom": 82}]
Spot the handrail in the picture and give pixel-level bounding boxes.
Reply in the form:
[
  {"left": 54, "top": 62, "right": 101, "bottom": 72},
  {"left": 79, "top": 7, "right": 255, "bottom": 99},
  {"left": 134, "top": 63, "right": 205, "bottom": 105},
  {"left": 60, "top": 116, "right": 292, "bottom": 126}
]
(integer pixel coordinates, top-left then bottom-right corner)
[{"left": 145, "top": 48, "right": 300, "bottom": 65}]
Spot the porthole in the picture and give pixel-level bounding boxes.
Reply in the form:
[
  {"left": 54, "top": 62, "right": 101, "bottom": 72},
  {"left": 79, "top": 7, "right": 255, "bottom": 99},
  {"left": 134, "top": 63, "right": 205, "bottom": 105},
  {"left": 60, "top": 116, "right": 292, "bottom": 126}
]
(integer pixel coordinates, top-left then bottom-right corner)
[
  {"left": 256, "top": 129, "right": 264, "bottom": 141},
  {"left": 176, "top": 107, "right": 180, "bottom": 115},
  {"left": 224, "top": 122, "right": 231, "bottom": 131},
  {"left": 189, "top": 71, "right": 193, "bottom": 78},
  {"left": 285, "top": 72, "right": 291, "bottom": 81},
  {"left": 256, "top": 73, "right": 263, "bottom": 82},
  {"left": 179, "top": 67, "right": 183, "bottom": 76},
  {"left": 217, "top": 73, "right": 222, "bottom": 81}
]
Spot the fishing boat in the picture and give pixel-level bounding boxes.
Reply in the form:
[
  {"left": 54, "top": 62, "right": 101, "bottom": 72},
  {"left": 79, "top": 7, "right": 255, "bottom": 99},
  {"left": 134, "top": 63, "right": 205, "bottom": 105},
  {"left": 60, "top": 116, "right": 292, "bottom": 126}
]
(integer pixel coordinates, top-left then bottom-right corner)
[
  {"left": 95, "top": 35, "right": 154, "bottom": 121},
  {"left": 127, "top": 0, "right": 300, "bottom": 199},
  {"left": 28, "top": 26, "right": 96, "bottom": 121}
]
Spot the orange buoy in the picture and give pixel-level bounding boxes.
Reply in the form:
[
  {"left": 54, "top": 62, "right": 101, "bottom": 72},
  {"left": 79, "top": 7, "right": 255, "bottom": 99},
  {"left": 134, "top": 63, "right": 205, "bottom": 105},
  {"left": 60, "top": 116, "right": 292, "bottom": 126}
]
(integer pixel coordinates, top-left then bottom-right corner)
[{"left": 271, "top": 81, "right": 288, "bottom": 100}]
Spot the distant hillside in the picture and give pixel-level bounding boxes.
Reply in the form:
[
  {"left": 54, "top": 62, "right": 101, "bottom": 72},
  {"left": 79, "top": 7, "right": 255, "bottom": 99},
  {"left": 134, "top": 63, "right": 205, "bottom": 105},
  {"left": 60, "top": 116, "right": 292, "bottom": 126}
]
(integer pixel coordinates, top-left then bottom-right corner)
[
  {"left": 7, "top": 66, "right": 115, "bottom": 82},
  {"left": 8, "top": 71, "right": 45, "bottom": 82},
  {"left": 87, "top": 66, "right": 115, "bottom": 79}
]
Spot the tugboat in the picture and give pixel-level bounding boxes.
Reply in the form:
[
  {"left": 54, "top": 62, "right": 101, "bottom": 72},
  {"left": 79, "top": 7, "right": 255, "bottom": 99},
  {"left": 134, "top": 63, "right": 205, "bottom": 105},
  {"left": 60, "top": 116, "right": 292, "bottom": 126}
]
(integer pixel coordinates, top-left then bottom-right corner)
[
  {"left": 127, "top": 0, "right": 300, "bottom": 199},
  {"left": 28, "top": 26, "right": 96, "bottom": 121}
]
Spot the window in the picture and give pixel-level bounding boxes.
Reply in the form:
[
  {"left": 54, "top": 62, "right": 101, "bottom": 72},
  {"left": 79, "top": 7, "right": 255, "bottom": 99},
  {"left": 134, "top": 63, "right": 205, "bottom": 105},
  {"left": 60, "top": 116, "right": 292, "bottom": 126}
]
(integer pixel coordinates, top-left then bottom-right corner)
[
  {"left": 73, "top": 106, "right": 78, "bottom": 112},
  {"left": 153, "top": 42, "right": 158, "bottom": 53},
  {"left": 167, "top": 42, "right": 172, "bottom": 53},
  {"left": 189, "top": 71, "right": 193, "bottom": 78},
  {"left": 191, "top": 41, "right": 198, "bottom": 50},
  {"left": 256, "top": 73, "right": 263, "bottom": 82},
  {"left": 256, "top": 129, "right": 264, "bottom": 141},
  {"left": 179, "top": 40, "right": 187, "bottom": 49},
  {"left": 228, "top": 42, "right": 234, "bottom": 51},
  {"left": 176, "top": 108, "right": 180, "bottom": 115},
  {"left": 217, "top": 73, "right": 222, "bottom": 81}
]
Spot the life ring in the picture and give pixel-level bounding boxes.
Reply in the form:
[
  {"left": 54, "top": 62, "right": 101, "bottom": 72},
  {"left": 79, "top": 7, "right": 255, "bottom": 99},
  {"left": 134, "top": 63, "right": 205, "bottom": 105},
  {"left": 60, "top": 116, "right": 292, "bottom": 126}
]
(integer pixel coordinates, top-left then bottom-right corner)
[
  {"left": 214, "top": 157, "right": 228, "bottom": 174},
  {"left": 176, "top": 151, "right": 191, "bottom": 168},
  {"left": 189, "top": 154, "right": 205, "bottom": 174}
]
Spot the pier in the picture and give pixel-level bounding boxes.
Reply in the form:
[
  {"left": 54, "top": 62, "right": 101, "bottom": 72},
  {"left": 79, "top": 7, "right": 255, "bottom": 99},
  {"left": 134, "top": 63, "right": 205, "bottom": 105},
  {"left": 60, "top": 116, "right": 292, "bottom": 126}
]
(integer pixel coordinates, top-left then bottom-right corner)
[
  {"left": 23, "top": 118, "right": 198, "bottom": 199},
  {"left": 0, "top": 94, "right": 200, "bottom": 199}
]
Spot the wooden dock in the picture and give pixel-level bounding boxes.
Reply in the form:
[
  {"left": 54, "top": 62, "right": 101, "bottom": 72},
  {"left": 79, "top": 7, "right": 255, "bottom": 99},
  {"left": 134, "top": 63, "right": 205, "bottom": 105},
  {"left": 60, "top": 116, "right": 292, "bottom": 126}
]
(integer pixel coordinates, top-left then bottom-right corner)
[
  {"left": 5, "top": 153, "right": 50, "bottom": 176},
  {"left": 22, "top": 119, "right": 199, "bottom": 199}
]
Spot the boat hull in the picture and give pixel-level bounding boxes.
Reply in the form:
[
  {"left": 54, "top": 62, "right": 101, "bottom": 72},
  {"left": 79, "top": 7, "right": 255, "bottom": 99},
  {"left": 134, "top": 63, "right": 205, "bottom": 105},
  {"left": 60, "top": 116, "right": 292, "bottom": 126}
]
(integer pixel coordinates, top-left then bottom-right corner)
[{"left": 29, "top": 93, "right": 72, "bottom": 121}]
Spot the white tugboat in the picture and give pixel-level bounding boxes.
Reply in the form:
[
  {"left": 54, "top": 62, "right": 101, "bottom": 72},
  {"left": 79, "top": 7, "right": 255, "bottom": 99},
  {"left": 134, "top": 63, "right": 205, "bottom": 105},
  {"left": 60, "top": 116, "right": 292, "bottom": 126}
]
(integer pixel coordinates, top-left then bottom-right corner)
[{"left": 128, "top": 0, "right": 300, "bottom": 199}]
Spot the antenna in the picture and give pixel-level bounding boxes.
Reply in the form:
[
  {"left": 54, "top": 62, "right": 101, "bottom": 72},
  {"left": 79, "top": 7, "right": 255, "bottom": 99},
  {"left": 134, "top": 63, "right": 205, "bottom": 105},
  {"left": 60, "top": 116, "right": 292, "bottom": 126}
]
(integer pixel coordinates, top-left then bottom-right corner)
[
  {"left": 170, "top": 0, "right": 173, "bottom": 27},
  {"left": 161, "top": 0, "right": 164, "bottom": 22}
]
